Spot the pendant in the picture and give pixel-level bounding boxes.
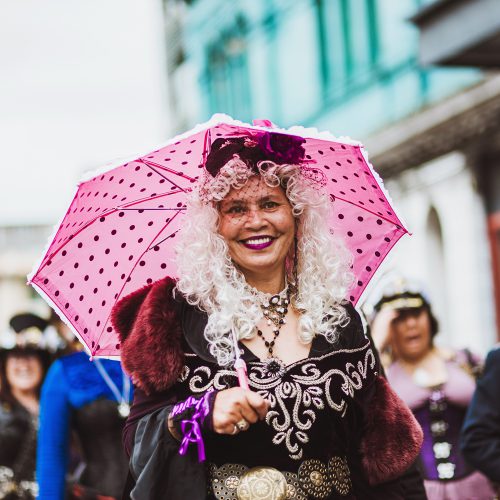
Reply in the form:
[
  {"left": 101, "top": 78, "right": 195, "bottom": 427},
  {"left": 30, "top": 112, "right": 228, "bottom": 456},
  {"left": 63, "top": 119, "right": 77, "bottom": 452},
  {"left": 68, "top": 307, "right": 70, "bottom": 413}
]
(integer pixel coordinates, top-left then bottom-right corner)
[
  {"left": 118, "top": 402, "right": 130, "bottom": 418},
  {"left": 262, "top": 357, "right": 286, "bottom": 378}
]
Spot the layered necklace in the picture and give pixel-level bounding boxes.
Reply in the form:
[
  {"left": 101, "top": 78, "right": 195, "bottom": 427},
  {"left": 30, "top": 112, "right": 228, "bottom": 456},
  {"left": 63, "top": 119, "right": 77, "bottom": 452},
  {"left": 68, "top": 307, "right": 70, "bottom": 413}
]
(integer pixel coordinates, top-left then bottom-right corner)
[
  {"left": 257, "top": 288, "right": 290, "bottom": 357},
  {"left": 254, "top": 285, "right": 292, "bottom": 377}
]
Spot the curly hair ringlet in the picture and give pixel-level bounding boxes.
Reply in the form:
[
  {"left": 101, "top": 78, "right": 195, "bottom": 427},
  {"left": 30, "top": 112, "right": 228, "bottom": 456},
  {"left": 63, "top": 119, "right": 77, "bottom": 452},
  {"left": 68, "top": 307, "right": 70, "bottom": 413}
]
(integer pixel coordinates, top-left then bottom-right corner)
[{"left": 174, "top": 157, "right": 355, "bottom": 367}]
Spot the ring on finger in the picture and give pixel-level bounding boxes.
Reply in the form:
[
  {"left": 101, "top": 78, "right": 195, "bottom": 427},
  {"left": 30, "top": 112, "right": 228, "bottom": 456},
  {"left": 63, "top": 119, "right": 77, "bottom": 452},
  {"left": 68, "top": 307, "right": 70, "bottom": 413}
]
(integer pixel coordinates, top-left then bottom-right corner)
[
  {"left": 231, "top": 424, "right": 240, "bottom": 435},
  {"left": 236, "top": 418, "right": 249, "bottom": 432}
]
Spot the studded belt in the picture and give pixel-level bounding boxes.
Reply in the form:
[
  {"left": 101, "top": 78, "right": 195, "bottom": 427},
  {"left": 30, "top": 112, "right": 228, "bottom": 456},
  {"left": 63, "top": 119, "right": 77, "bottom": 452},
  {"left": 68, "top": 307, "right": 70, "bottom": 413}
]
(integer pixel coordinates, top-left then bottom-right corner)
[{"left": 208, "top": 457, "right": 352, "bottom": 499}]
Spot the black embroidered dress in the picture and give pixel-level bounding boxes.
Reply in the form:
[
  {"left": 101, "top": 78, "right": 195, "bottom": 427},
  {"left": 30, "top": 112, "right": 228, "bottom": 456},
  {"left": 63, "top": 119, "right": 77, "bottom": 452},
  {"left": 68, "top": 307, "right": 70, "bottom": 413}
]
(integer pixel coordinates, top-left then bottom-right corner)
[
  {"left": 180, "top": 336, "right": 374, "bottom": 498},
  {"left": 115, "top": 278, "right": 425, "bottom": 500}
]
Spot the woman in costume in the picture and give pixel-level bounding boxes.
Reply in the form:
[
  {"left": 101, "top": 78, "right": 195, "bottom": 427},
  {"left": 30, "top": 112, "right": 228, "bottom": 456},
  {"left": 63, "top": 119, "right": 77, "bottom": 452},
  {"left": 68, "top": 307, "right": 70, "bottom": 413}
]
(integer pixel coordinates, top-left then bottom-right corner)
[
  {"left": 36, "top": 324, "right": 133, "bottom": 500},
  {"left": 0, "top": 313, "right": 51, "bottom": 499},
  {"left": 113, "top": 133, "right": 426, "bottom": 499},
  {"left": 370, "top": 282, "right": 496, "bottom": 499}
]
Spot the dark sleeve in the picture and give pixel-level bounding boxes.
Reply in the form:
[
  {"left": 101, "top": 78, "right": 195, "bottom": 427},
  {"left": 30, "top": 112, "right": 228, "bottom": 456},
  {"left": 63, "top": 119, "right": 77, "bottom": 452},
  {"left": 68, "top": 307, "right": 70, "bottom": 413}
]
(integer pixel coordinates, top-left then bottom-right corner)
[
  {"left": 123, "top": 385, "right": 177, "bottom": 457},
  {"left": 128, "top": 406, "right": 207, "bottom": 500},
  {"left": 461, "top": 348, "right": 500, "bottom": 482},
  {"left": 123, "top": 384, "right": 217, "bottom": 499},
  {"left": 366, "top": 318, "right": 427, "bottom": 499},
  {"left": 336, "top": 302, "right": 372, "bottom": 350}
]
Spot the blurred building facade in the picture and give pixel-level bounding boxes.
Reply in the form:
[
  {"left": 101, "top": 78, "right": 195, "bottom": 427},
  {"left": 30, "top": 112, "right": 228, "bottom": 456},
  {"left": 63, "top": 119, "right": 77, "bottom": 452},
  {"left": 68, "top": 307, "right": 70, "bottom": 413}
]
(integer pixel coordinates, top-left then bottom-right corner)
[{"left": 163, "top": 0, "right": 500, "bottom": 352}]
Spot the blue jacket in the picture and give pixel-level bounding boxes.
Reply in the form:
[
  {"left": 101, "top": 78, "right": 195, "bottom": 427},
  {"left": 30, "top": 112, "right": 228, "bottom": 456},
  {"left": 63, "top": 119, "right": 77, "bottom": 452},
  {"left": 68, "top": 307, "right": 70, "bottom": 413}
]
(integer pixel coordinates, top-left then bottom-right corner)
[
  {"left": 461, "top": 346, "right": 500, "bottom": 483},
  {"left": 36, "top": 351, "right": 132, "bottom": 499}
]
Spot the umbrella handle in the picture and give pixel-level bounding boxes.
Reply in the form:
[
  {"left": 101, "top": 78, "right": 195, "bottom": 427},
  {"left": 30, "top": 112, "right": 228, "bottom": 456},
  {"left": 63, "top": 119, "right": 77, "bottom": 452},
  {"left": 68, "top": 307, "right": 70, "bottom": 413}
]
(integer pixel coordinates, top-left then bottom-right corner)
[{"left": 234, "top": 358, "right": 249, "bottom": 390}]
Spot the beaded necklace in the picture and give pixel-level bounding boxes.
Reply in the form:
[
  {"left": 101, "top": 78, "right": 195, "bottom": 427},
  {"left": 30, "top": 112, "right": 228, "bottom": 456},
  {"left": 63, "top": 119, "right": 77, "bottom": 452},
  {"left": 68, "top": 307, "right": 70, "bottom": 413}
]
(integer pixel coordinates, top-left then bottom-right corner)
[{"left": 257, "top": 287, "right": 290, "bottom": 359}]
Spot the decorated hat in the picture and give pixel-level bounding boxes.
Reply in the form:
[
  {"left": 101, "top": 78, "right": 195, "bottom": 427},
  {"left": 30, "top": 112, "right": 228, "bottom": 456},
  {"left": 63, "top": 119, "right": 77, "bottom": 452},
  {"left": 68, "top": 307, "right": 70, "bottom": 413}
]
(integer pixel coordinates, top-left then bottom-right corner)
[
  {"left": 364, "top": 275, "right": 431, "bottom": 318},
  {"left": 369, "top": 275, "right": 440, "bottom": 340},
  {"left": 374, "top": 277, "right": 430, "bottom": 310},
  {"left": 2, "top": 312, "right": 49, "bottom": 351}
]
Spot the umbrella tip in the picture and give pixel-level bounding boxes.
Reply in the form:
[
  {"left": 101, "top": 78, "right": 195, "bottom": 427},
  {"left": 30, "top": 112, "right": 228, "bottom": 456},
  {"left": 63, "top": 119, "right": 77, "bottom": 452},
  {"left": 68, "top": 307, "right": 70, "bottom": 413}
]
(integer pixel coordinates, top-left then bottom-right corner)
[{"left": 253, "top": 119, "right": 276, "bottom": 128}]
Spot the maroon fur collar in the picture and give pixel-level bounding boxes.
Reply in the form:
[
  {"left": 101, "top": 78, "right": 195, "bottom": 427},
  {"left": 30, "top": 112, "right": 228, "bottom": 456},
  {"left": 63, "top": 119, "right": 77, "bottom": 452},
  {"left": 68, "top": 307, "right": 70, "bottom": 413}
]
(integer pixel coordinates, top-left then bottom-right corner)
[{"left": 111, "top": 277, "right": 184, "bottom": 395}]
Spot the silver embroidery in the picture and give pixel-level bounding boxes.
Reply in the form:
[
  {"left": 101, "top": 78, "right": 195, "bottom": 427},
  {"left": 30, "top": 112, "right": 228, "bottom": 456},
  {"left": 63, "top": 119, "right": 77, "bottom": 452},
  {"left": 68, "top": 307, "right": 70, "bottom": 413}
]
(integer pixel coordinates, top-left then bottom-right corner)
[
  {"left": 251, "top": 344, "right": 376, "bottom": 460},
  {"left": 188, "top": 365, "right": 236, "bottom": 393},
  {"left": 181, "top": 342, "right": 376, "bottom": 460}
]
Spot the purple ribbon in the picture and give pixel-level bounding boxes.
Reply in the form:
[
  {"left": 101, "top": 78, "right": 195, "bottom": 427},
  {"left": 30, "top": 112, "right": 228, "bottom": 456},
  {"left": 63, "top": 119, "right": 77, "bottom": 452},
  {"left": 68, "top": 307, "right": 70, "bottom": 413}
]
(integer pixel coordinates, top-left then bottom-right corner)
[
  {"left": 179, "top": 418, "right": 205, "bottom": 462},
  {"left": 172, "top": 389, "right": 212, "bottom": 462}
]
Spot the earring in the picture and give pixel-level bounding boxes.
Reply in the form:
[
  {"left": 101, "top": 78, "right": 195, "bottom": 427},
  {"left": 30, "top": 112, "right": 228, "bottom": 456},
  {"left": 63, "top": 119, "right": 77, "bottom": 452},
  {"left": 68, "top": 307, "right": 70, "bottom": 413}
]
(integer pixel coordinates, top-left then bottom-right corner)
[{"left": 293, "top": 236, "right": 299, "bottom": 288}]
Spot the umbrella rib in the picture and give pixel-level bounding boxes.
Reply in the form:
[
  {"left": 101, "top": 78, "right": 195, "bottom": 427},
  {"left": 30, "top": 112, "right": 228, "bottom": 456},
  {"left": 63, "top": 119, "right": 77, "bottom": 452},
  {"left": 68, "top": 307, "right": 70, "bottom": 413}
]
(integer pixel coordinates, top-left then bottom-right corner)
[
  {"left": 332, "top": 195, "right": 407, "bottom": 231},
  {"left": 36, "top": 206, "right": 121, "bottom": 274},
  {"left": 139, "top": 158, "right": 197, "bottom": 186},
  {"left": 139, "top": 159, "right": 190, "bottom": 193},
  {"left": 115, "top": 207, "right": 185, "bottom": 211},
  {"left": 147, "top": 229, "right": 180, "bottom": 250},
  {"left": 36, "top": 192, "right": 185, "bottom": 274},
  {"left": 114, "top": 189, "right": 189, "bottom": 211},
  {"left": 93, "top": 211, "right": 182, "bottom": 355}
]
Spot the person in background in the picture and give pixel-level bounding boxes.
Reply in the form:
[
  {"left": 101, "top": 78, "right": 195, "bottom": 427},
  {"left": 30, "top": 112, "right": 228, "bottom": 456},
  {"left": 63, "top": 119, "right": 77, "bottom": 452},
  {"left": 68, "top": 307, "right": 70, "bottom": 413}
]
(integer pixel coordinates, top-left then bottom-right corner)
[
  {"left": 36, "top": 320, "right": 133, "bottom": 500},
  {"left": 461, "top": 345, "right": 500, "bottom": 495},
  {"left": 370, "top": 280, "right": 496, "bottom": 499},
  {"left": 0, "top": 313, "right": 51, "bottom": 499}
]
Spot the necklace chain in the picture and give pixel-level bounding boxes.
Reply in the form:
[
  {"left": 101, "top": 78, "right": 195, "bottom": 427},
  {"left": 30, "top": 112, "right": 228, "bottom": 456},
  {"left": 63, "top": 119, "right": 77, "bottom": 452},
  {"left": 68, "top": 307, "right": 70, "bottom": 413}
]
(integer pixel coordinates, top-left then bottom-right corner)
[
  {"left": 94, "top": 359, "right": 131, "bottom": 418},
  {"left": 257, "top": 287, "right": 290, "bottom": 358}
]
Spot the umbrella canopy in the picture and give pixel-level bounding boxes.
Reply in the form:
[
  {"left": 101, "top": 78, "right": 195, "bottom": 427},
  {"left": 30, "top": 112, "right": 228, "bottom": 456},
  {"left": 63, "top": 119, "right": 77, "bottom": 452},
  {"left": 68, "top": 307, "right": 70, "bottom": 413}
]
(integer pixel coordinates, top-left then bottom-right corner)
[{"left": 29, "top": 115, "right": 408, "bottom": 358}]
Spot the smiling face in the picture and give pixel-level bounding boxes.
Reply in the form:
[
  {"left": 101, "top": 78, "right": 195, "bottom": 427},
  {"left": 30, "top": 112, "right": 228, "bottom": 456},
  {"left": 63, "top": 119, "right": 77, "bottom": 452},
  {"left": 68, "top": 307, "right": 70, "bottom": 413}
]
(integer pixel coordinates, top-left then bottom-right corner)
[
  {"left": 217, "top": 176, "right": 296, "bottom": 286},
  {"left": 391, "top": 308, "right": 433, "bottom": 361},
  {"left": 5, "top": 352, "right": 44, "bottom": 394}
]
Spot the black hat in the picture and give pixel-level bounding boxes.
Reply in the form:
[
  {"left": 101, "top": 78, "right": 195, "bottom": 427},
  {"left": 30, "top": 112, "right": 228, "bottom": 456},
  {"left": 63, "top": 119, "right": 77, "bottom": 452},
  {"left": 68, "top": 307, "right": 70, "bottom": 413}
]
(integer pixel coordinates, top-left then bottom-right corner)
[
  {"left": 4, "top": 312, "right": 49, "bottom": 351},
  {"left": 9, "top": 313, "right": 48, "bottom": 334},
  {"left": 1, "top": 313, "right": 52, "bottom": 402}
]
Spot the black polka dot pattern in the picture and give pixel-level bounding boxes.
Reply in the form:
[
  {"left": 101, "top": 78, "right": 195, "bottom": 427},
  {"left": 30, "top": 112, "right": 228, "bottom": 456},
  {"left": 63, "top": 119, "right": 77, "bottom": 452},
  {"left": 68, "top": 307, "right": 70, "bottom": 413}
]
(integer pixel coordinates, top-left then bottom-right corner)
[
  {"left": 303, "top": 136, "right": 407, "bottom": 304},
  {"left": 31, "top": 128, "right": 207, "bottom": 356}
]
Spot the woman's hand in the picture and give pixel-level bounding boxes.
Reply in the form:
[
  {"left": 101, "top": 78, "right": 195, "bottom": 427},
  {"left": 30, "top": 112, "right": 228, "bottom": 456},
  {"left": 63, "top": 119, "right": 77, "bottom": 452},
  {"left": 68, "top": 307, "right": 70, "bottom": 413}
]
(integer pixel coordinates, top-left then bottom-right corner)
[
  {"left": 371, "top": 307, "right": 399, "bottom": 352},
  {"left": 212, "top": 387, "right": 268, "bottom": 435}
]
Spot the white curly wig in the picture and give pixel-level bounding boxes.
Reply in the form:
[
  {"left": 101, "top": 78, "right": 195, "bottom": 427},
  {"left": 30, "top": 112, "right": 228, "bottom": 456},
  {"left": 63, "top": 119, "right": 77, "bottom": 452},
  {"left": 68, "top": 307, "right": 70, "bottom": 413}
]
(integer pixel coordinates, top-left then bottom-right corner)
[{"left": 174, "top": 158, "right": 354, "bottom": 366}]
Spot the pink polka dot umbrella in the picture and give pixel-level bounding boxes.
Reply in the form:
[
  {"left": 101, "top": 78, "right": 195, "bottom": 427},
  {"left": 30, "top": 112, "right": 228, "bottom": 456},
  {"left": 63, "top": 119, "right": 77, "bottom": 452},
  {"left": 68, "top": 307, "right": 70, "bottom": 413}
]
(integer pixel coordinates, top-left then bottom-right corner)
[{"left": 28, "top": 115, "right": 408, "bottom": 358}]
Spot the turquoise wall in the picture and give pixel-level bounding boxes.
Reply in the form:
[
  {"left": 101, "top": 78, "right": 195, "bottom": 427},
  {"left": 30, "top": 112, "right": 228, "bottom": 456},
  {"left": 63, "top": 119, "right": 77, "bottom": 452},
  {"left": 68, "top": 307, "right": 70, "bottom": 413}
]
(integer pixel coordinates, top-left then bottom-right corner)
[{"left": 182, "top": 0, "right": 480, "bottom": 140}]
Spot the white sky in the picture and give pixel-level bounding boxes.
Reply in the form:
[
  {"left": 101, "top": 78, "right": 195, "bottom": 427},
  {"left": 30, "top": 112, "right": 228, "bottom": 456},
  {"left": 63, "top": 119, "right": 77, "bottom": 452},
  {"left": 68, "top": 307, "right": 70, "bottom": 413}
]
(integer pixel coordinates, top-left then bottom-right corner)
[{"left": 0, "top": 0, "right": 170, "bottom": 226}]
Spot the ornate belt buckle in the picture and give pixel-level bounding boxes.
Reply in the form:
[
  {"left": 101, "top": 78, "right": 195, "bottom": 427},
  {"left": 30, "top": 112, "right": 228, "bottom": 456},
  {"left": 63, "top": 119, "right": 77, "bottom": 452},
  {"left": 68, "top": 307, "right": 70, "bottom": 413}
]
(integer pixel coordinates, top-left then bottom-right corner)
[{"left": 237, "top": 466, "right": 288, "bottom": 500}]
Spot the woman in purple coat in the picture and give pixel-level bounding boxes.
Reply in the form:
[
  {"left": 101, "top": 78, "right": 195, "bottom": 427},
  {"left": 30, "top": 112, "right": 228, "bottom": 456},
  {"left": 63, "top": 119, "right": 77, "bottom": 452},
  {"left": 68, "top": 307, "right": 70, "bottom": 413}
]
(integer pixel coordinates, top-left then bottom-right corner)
[{"left": 371, "top": 282, "right": 496, "bottom": 499}]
